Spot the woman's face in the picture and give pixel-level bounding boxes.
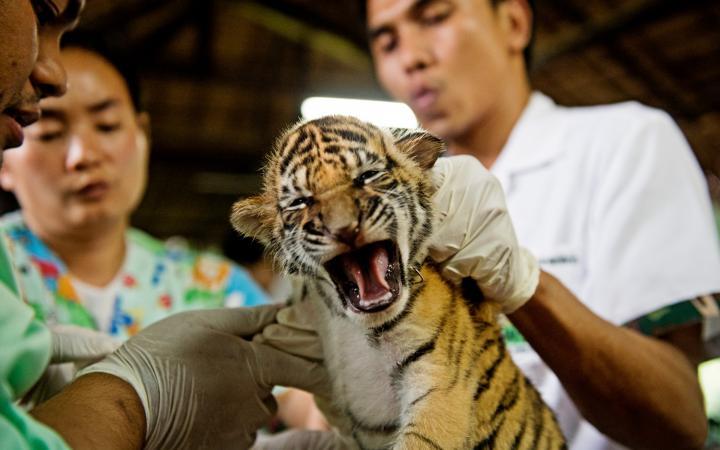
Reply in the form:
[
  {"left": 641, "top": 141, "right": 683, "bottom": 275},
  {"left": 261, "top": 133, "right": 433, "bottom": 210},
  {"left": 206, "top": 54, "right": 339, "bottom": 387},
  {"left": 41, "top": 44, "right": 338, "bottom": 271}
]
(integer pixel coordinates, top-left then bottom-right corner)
[{"left": 1, "top": 47, "right": 149, "bottom": 236}]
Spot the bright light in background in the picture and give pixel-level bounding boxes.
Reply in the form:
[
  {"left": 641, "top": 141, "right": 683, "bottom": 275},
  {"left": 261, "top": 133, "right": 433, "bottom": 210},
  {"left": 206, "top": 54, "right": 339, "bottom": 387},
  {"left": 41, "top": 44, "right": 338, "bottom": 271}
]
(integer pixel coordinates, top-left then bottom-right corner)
[{"left": 301, "top": 97, "right": 418, "bottom": 129}]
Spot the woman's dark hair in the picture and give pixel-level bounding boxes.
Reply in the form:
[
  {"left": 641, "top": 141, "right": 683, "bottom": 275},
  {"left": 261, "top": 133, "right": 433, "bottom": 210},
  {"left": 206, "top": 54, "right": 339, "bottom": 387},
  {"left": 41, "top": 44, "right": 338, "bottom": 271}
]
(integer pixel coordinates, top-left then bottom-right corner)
[{"left": 60, "top": 31, "right": 144, "bottom": 112}]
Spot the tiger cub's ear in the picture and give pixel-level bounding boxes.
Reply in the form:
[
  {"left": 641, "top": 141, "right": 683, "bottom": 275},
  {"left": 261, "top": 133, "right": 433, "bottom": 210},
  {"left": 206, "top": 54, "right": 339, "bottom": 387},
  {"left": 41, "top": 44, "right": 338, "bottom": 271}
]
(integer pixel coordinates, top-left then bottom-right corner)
[
  {"left": 230, "top": 196, "right": 274, "bottom": 245},
  {"left": 391, "top": 129, "right": 446, "bottom": 170}
]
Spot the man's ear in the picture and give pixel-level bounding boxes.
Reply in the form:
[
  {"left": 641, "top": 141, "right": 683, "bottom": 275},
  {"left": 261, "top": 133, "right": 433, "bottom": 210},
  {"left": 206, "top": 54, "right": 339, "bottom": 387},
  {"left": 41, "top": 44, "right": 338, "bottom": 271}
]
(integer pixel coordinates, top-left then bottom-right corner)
[
  {"left": 391, "top": 129, "right": 446, "bottom": 170},
  {"left": 230, "top": 195, "right": 275, "bottom": 245},
  {"left": 497, "top": 0, "right": 533, "bottom": 57}
]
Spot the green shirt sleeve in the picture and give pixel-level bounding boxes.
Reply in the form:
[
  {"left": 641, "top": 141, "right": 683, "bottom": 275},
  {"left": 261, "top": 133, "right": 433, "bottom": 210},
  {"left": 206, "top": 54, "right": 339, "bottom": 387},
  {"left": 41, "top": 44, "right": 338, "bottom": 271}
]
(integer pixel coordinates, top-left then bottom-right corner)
[{"left": 1, "top": 240, "right": 70, "bottom": 449}]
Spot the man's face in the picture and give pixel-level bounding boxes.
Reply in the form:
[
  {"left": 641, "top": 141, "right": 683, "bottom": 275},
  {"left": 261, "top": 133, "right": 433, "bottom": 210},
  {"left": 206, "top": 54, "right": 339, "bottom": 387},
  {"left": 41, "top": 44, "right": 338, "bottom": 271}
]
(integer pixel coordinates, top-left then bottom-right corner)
[
  {"left": 0, "top": 0, "right": 83, "bottom": 152},
  {"left": 0, "top": 1, "right": 38, "bottom": 151},
  {"left": 368, "top": 0, "right": 520, "bottom": 141},
  {"left": 0, "top": 48, "right": 149, "bottom": 235}
]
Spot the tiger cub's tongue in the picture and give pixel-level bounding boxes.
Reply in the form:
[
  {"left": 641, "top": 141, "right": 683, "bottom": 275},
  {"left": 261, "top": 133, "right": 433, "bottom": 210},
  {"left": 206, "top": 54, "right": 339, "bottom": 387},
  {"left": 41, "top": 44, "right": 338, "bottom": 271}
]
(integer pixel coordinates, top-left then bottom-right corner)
[{"left": 342, "top": 245, "right": 391, "bottom": 300}]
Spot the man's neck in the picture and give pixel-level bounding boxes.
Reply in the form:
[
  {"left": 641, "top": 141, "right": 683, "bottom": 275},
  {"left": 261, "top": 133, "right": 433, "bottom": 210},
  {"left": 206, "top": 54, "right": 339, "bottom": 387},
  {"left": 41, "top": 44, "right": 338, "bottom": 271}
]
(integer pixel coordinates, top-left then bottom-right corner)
[
  {"left": 449, "top": 85, "right": 531, "bottom": 169},
  {"left": 34, "top": 219, "right": 128, "bottom": 287}
]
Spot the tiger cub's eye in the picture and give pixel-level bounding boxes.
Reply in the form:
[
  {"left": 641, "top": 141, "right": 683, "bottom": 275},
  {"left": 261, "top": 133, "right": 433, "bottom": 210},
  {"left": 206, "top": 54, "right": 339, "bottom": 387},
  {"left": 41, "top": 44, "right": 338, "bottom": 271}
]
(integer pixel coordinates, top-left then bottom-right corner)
[
  {"left": 287, "top": 197, "right": 312, "bottom": 211},
  {"left": 356, "top": 170, "right": 384, "bottom": 186}
]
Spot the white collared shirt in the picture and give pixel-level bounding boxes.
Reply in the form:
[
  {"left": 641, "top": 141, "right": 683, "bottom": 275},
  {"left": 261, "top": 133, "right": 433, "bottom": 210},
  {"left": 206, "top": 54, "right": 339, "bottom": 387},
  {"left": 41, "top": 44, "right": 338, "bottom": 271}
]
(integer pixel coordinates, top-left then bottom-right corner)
[{"left": 492, "top": 92, "right": 720, "bottom": 449}]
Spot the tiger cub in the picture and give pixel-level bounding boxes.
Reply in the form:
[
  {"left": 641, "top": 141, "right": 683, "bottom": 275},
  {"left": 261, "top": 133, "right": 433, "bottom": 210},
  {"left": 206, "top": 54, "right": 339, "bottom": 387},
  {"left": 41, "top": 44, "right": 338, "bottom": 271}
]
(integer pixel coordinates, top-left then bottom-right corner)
[{"left": 231, "top": 115, "right": 566, "bottom": 450}]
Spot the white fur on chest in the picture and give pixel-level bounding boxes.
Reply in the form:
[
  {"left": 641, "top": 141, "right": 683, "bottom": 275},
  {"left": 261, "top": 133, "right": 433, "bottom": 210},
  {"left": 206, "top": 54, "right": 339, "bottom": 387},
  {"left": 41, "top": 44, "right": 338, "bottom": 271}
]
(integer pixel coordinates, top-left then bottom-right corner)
[
  {"left": 322, "top": 318, "right": 402, "bottom": 426},
  {"left": 301, "top": 280, "right": 435, "bottom": 447}
]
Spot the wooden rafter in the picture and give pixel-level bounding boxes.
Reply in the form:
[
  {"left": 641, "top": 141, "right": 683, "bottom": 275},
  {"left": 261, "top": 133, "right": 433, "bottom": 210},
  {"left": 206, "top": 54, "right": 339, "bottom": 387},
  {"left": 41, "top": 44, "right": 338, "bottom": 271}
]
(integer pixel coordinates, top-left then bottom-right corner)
[{"left": 533, "top": 0, "right": 711, "bottom": 68}]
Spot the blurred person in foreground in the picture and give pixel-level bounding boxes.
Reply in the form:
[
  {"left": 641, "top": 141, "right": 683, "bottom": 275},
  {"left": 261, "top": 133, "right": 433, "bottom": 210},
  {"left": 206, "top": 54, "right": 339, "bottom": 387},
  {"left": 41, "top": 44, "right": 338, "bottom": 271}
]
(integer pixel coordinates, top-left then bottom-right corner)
[
  {"left": 0, "top": 3, "right": 328, "bottom": 449},
  {"left": 361, "top": 0, "right": 720, "bottom": 449}
]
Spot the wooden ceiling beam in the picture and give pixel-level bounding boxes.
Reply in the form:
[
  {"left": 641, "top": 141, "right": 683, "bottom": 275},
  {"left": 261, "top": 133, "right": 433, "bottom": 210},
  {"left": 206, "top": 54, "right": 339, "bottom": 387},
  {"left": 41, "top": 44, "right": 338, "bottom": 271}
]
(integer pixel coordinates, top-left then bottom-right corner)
[
  {"left": 533, "top": 0, "right": 711, "bottom": 68},
  {"left": 233, "top": 2, "right": 370, "bottom": 70},
  {"left": 249, "top": 0, "right": 367, "bottom": 48}
]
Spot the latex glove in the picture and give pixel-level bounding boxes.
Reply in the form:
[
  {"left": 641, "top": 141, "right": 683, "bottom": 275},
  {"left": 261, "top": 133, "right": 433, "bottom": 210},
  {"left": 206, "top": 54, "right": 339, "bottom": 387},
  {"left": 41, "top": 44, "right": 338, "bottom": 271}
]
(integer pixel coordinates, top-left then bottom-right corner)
[
  {"left": 78, "top": 305, "right": 329, "bottom": 450},
  {"left": 50, "top": 324, "right": 121, "bottom": 365},
  {"left": 254, "top": 301, "right": 323, "bottom": 362},
  {"left": 22, "top": 325, "right": 120, "bottom": 407},
  {"left": 429, "top": 155, "right": 539, "bottom": 313},
  {"left": 254, "top": 301, "right": 343, "bottom": 429}
]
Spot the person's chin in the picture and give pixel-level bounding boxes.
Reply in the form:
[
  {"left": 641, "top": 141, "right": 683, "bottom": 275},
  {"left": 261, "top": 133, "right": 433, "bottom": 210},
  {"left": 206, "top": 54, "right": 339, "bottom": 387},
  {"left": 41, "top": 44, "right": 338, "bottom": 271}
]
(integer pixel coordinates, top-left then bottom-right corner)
[{"left": 70, "top": 204, "right": 115, "bottom": 228}]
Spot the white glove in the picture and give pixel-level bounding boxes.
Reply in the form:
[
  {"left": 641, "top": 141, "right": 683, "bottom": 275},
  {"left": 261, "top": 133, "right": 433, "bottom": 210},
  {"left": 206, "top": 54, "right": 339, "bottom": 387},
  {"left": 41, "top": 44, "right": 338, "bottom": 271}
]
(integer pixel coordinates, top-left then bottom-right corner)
[
  {"left": 254, "top": 302, "right": 324, "bottom": 362},
  {"left": 255, "top": 302, "right": 346, "bottom": 430},
  {"left": 429, "top": 155, "right": 540, "bottom": 313},
  {"left": 22, "top": 325, "right": 120, "bottom": 407},
  {"left": 78, "top": 305, "right": 329, "bottom": 450},
  {"left": 49, "top": 324, "right": 121, "bottom": 365}
]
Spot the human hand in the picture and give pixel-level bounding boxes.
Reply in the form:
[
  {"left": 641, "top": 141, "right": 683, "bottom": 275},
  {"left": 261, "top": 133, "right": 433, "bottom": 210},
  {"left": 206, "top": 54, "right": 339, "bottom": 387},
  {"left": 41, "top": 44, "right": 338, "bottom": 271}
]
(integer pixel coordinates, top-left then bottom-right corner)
[
  {"left": 23, "top": 325, "right": 120, "bottom": 407},
  {"left": 78, "top": 305, "right": 329, "bottom": 450},
  {"left": 50, "top": 324, "right": 121, "bottom": 365},
  {"left": 254, "top": 301, "right": 323, "bottom": 362},
  {"left": 429, "top": 155, "right": 539, "bottom": 313},
  {"left": 255, "top": 301, "right": 344, "bottom": 429}
]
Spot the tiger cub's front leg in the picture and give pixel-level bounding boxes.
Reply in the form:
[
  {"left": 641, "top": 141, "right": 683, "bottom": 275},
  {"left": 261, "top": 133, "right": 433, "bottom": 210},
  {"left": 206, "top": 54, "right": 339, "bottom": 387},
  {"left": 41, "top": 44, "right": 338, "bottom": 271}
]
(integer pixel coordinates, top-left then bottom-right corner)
[
  {"left": 391, "top": 313, "right": 483, "bottom": 450},
  {"left": 394, "top": 366, "right": 478, "bottom": 450}
]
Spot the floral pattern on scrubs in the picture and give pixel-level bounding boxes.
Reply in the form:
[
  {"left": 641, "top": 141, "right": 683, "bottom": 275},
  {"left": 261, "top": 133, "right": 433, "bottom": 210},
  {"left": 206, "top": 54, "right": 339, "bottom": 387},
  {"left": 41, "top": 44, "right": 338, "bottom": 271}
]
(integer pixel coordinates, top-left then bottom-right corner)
[{"left": 0, "top": 212, "right": 268, "bottom": 340}]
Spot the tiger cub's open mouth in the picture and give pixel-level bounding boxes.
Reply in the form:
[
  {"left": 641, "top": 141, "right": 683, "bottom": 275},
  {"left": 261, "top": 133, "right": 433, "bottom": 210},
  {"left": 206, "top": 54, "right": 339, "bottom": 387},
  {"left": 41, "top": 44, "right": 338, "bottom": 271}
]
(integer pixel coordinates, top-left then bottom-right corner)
[{"left": 324, "top": 240, "right": 402, "bottom": 313}]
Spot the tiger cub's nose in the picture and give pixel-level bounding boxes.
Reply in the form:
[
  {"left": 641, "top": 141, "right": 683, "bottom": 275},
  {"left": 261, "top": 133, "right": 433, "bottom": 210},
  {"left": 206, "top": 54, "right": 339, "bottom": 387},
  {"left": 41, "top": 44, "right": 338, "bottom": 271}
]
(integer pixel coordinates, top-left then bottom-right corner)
[{"left": 335, "top": 224, "right": 361, "bottom": 248}]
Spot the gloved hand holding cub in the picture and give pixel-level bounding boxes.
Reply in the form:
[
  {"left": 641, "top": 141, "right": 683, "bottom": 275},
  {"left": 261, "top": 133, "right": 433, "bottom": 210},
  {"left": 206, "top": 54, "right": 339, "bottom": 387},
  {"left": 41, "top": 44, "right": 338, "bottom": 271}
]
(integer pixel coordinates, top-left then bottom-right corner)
[
  {"left": 429, "top": 155, "right": 539, "bottom": 313},
  {"left": 78, "top": 305, "right": 329, "bottom": 450}
]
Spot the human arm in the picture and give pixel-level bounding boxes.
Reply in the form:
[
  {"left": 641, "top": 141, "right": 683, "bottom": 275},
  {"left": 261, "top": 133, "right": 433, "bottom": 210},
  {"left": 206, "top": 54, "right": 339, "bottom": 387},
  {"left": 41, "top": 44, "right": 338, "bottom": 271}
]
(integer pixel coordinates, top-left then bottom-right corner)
[
  {"left": 509, "top": 271, "right": 707, "bottom": 450},
  {"left": 511, "top": 108, "right": 720, "bottom": 449},
  {"left": 30, "top": 373, "right": 145, "bottom": 450}
]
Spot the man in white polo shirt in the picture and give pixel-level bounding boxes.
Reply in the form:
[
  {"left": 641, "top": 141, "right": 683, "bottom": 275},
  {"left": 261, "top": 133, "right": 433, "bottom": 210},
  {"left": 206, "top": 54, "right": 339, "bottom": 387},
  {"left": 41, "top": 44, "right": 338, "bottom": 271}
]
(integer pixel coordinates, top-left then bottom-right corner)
[{"left": 366, "top": 0, "right": 720, "bottom": 448}]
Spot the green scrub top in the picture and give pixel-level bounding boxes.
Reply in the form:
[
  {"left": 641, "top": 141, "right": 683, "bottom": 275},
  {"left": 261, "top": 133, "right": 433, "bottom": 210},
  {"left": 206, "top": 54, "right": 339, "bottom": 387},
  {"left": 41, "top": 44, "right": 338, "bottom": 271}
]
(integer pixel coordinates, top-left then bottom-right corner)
[{"left": 1, "top": 238, "right": 70, "bottom": 449}]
